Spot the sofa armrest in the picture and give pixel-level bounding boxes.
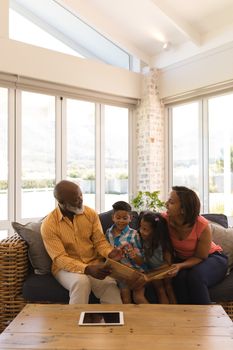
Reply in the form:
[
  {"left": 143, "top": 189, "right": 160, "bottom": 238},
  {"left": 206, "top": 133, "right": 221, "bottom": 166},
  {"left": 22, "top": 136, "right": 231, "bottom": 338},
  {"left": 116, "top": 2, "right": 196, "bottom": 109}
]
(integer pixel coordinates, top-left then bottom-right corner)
[{"left": 0, "top": 233, "right": 29, "bottom": 331}]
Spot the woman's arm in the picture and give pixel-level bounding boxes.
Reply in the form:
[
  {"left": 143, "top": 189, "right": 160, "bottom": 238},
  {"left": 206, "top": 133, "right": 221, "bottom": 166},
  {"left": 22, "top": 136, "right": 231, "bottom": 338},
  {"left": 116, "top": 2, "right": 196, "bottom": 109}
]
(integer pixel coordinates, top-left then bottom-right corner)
[
  {"left": 168, "top": 225, "right": 212, "bottom": 275},
  {"left": 194, "top": 224, "right": 212, "bottom": 259}
]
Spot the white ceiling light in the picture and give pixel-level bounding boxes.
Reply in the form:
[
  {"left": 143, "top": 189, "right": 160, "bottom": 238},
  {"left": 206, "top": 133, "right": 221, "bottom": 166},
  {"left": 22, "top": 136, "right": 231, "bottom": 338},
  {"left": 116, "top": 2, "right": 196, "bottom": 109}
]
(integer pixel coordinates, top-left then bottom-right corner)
[{"left": 162, "top": 42, "right": 171, "bottom": 50}]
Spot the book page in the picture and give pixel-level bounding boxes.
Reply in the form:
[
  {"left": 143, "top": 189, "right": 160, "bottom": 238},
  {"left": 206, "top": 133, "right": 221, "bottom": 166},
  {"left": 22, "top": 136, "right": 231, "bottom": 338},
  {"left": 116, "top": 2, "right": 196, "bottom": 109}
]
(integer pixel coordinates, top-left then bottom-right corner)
[
  {"left": 144, "top": 265, "right": 177, "bottom": 281},
  {"left": 104, "top": 258, "right": 144, "bottom": 285},
  {"left": 105, "top": 259, "right": 176, "bottom": 285}
]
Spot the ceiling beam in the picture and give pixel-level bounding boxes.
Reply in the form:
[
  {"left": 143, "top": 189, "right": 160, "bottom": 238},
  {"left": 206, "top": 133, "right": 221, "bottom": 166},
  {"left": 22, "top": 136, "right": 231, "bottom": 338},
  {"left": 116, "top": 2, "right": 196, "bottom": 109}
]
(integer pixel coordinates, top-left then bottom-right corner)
[{"left": 151, "top": 0, "right": 201, "bottom": 46}]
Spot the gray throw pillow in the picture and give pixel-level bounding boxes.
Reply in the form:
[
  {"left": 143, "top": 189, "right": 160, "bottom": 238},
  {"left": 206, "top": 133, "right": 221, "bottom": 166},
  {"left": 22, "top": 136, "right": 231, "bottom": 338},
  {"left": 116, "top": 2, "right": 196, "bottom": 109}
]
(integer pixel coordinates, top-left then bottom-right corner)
[
  {"left": 209, "top": 222, "right": 233, "bottom": 270},
  {"left": 11, "top": 220, "right": 52, "bottom": 275}
]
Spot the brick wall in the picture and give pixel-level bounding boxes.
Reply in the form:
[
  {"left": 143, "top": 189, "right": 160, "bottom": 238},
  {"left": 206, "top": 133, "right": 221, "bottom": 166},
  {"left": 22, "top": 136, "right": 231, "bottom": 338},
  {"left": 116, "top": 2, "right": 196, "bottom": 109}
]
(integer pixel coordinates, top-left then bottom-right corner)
[{"left": 135, "top": 68, "right": 165, "bottom": 199}]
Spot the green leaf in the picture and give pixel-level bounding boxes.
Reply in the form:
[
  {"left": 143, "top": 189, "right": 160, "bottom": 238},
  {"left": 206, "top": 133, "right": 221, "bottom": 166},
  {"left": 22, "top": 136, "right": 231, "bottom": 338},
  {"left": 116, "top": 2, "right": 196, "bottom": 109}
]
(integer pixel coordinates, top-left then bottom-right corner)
[{"left": 131, "top": 191, "right": 165, "bottom": 213}]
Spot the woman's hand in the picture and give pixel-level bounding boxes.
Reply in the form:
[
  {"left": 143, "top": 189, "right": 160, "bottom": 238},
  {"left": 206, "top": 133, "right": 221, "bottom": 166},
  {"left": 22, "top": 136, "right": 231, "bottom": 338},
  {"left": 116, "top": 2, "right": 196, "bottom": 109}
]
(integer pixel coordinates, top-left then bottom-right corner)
[{"left": 166, "top": 263, "right": 182, "bottom": 277}]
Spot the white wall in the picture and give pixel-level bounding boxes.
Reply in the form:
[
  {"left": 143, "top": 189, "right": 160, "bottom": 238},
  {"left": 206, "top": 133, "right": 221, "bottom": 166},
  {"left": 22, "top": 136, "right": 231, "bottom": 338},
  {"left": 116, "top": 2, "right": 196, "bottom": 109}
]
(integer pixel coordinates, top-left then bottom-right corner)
[
  {"left": 0, "top": 38, "right": 142, "bottom": 99},
  {"left": 158, "top": 43, "right": 233, "bottom": 99}
]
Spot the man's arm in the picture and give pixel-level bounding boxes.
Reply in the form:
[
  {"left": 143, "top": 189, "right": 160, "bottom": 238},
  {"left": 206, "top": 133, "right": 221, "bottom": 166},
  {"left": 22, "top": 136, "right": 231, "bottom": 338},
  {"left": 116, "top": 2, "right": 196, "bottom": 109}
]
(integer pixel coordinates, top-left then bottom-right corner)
[
  {"left": 89, "top": 212, "right": 113, "bottom": 258},
  {"left": 41, "top": 217, "right": 88, "bottom": 273}
]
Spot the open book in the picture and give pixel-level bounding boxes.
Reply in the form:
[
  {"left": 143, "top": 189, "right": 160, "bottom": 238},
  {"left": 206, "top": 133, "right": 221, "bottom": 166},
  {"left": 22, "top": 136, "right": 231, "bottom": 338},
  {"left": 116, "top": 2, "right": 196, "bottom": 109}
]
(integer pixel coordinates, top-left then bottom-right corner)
[{"left": 104, "top": 258, "right": 176, "bottom": 285}]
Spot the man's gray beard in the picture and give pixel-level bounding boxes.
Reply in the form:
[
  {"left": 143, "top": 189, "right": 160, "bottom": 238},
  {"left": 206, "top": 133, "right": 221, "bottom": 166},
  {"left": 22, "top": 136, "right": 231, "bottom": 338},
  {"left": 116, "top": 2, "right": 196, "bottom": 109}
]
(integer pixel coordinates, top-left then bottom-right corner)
[
  {"left": 68, "top": 205, "right": 84, "bottom": 215},
  {"left": 59, "top": 203, "right": 84, "bottom": 215}
]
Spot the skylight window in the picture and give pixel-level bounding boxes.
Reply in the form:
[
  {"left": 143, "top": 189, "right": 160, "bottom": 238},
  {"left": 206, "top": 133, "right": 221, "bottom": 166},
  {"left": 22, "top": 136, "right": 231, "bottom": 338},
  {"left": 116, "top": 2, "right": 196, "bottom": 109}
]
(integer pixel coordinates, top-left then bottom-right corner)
[
  {"left": 9, "top": 0, "right": 132, "bottom": 70},
  {"left": 9, "top": 9, "right": 83, "bottom": 57}
]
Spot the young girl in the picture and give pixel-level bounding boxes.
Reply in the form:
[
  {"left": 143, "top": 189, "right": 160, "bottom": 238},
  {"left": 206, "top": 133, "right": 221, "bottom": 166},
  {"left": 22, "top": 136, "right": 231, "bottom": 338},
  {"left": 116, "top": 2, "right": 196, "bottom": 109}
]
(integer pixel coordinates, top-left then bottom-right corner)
[{"left": 139, "top": 211, "right": 176, "bottom": 304}]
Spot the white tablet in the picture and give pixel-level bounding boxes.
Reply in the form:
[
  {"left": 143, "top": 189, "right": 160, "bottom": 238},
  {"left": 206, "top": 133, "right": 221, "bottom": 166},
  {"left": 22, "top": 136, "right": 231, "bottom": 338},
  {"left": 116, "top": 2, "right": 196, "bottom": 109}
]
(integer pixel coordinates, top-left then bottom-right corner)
[{"left": 78, "top": 311, "right": 124, "bottom": 326}]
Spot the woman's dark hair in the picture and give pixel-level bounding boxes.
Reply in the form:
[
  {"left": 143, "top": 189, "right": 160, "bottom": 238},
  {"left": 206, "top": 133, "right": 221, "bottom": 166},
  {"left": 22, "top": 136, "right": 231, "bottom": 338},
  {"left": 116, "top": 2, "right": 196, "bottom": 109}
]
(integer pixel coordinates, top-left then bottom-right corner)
[
  {"left": 139, "top": 211, "right": 173, "bottom": 259},
  {"left": 172, "top": 186, "right": 200, "bottom": 226}
]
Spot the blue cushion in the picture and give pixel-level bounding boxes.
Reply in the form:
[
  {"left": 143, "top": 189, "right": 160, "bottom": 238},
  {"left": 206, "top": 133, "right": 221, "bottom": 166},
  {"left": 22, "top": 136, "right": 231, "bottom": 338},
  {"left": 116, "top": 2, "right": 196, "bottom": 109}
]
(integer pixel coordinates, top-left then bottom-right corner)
[
  {"left": 23, "top": 273, "right": 69, "bottom": 302},
  {"left": 202, "top": 213, "right": 228, "bottom": 228},
  {"left": 23, "top": 273, "right": 99, "bottom": 303}
]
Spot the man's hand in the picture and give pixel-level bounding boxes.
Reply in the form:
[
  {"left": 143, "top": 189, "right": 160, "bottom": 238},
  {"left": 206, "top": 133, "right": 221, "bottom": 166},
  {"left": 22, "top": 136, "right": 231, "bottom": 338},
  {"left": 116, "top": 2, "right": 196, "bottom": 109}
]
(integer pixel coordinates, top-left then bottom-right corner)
[
  {"left": 108, "top": 247, "right": 123, "bottom": 261},
  {"left": 84, "top": 264, "right": 111, "bottom": 279}
]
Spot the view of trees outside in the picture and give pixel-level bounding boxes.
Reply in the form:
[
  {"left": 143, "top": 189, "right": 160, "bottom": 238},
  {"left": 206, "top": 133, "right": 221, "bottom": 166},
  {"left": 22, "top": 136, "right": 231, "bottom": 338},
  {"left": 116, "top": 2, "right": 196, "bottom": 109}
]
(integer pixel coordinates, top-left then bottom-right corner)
[{"left": 171, "top": 94, "right": 233, "bottom": 217}]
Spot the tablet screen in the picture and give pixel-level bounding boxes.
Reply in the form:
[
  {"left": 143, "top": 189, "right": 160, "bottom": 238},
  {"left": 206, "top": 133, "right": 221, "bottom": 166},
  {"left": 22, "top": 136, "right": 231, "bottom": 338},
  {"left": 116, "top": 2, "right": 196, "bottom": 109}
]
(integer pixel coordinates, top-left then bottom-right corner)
[{"left": 78, "top": 311, "right": 124, "bottom": 326}]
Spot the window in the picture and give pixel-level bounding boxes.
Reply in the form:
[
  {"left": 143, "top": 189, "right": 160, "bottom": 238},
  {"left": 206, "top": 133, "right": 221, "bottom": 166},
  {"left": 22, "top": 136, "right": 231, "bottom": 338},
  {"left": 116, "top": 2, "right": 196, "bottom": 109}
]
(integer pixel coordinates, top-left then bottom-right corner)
[
  {"left": 171, "top": 102, "right": 200, "bottom": 193},
  {"left": 168, "top": 92, "right": 233, "bottom": 221},
  {"left": 208, "top": 94, "right": 233, "bottom": 215},
  {"left": 9, "top": 8, "right": 81, "bottom": 57},
  {"left": 104, "top": 105, "right": 129, "bottom": 210},
  {"left": 9, "top": 0, "right": 135, "bottom": 71},
  {"left": 0, "top": 84, "right": 132, "bottom": 235},
  {"left": 20, "top": 91, "right": 56, "bottom": 219},
  {"left": 66, "top": 99, "right": 95, "bottom": 208}
]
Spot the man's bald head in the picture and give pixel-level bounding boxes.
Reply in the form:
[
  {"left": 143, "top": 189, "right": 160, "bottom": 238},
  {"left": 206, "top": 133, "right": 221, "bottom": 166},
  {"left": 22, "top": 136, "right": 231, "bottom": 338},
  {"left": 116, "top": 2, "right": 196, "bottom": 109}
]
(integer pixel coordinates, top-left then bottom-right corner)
[
  {"left": 54, "top": 180, "right": 83, "bottom": 215},
  {"left": 54, "top": 180, "right": 80, "bottom": 202}
]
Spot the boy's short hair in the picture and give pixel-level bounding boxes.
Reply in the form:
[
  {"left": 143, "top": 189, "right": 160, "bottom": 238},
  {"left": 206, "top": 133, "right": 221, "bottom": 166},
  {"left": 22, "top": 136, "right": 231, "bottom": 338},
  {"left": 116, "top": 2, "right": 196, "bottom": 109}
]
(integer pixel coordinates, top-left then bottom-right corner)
[{"left": 112, "top": 201, "right": 131, "bottom": 213}]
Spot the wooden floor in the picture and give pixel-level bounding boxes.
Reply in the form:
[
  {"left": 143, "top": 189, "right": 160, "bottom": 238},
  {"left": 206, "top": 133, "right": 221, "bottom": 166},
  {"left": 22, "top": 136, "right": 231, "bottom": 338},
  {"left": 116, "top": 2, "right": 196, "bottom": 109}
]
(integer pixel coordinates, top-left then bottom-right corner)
[{"left": 0, "top": 303, "right": 233, "bottom": 349}]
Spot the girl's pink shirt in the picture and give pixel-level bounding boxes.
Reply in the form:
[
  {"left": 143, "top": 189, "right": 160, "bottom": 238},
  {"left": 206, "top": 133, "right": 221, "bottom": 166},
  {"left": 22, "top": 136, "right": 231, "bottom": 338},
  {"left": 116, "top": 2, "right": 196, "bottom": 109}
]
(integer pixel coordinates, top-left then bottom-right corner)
[{"left": 162, "top": 213, "right": 222, "bottom": 259}]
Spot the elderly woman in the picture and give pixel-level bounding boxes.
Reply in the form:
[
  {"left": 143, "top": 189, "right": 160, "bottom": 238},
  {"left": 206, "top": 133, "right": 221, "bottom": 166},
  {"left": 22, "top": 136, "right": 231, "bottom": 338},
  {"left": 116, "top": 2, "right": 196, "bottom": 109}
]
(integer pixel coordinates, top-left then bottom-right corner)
[{"left": 163, "top": 186, "right": 228, "bottom": 304}]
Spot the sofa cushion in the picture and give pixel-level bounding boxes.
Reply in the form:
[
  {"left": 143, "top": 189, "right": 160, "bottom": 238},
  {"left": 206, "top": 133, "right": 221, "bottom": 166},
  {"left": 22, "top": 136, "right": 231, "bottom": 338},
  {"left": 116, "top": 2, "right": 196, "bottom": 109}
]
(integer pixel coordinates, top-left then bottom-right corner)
[
  {"left": 11, "top": 220, "right": 52, "bottom": 275},
  {"left": 202, "top": 213, "right": 228, "bottom": 228},
  {"left": 209, "top": 269, "right": 233, "bottom": 302},
  {"left": 99, "top": 210, "right": 139, "bottom": 233},
  {"left": 209, "top": 222, "right": 233, "bottom": 269},
  {"left": 23, "top": 273, "right": 69, "bottom": 302},
  {"left": 22, "top": 273, "right": 100, "bottom": 304}
]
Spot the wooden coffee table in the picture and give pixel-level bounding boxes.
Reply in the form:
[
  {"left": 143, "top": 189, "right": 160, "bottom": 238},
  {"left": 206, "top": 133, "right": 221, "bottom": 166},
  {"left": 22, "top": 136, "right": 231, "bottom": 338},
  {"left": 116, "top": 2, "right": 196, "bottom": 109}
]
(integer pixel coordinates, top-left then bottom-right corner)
[{"left": 0, "top": 303, "right": 233, "bottom": 349}]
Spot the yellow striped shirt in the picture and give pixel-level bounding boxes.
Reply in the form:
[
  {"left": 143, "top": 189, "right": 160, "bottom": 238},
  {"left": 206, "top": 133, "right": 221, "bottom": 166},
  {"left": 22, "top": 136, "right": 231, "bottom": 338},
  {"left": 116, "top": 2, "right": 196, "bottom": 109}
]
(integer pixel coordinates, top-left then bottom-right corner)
[{"left": 41, "top": 206, "right": 113, "bottom": 275}]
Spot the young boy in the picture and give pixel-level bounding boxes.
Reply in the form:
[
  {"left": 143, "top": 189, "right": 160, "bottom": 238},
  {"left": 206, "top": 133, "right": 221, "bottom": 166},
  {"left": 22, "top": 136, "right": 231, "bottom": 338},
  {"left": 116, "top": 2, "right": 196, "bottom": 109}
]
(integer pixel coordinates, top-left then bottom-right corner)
[{"left": 105, "top": 201, "right": 148, "bottom": 304}]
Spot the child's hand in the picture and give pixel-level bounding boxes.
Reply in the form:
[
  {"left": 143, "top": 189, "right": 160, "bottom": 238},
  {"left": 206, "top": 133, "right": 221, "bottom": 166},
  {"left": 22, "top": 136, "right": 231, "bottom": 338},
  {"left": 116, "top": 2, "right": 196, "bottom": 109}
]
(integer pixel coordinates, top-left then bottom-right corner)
[
  {"left": 122, "top": 243, "right": 137, "bottom": 258},
  {"left": 108, "top": 247, "right": 122, "bottom": 261}
]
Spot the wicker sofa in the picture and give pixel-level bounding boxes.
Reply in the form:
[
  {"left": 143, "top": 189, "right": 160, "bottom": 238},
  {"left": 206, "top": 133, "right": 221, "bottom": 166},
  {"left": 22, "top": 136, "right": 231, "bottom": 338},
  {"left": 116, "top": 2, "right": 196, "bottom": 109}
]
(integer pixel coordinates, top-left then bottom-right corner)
[{"left": 1, "top": 211, "right": 233, "bottom": 332}]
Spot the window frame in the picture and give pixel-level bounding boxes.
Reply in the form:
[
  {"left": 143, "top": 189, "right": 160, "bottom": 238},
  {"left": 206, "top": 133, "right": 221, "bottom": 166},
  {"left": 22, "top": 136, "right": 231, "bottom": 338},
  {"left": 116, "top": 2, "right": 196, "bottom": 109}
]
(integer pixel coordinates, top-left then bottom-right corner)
[
  {"left": 166, "top": 90, "right": 233, "bottom": 221},
  {"left": 0, "top": 77, "right": 135, "bottom": 236}
]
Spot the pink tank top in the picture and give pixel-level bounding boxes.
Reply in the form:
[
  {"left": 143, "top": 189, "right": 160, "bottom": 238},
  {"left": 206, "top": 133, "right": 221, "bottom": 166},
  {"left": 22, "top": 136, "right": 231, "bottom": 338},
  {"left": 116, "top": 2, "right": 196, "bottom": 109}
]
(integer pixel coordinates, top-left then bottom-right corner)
[{"left": 163, "top": 213, "right": 222, "bottom": 259}]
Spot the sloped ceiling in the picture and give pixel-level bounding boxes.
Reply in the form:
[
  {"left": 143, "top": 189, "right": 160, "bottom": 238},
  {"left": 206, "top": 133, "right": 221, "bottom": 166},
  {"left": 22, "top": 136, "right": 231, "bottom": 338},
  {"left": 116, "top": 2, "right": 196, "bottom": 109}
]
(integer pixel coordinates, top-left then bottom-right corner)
[
  {"left": 11, "top": 0, "right": 233, "bottom": 69},
  {"left": 59, "top": 0, "right": 233, "bottom": 68}
]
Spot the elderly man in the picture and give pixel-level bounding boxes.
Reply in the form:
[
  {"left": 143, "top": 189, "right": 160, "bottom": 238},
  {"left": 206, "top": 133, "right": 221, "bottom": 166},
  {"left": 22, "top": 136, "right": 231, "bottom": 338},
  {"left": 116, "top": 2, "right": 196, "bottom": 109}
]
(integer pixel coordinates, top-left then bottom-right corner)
[{"left": 41, "top": 180, "right": 122, "bottom": 304}]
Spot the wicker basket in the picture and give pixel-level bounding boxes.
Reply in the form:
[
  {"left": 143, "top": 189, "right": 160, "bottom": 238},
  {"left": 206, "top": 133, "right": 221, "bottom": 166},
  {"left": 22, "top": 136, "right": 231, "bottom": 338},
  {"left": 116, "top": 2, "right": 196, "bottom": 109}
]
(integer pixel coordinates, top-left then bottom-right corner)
[
  {"left": 220, "top": 301, "right": 233, "bottom": 321},
  {"left": 0, "top": 234, "right": 28, "bottom": 332}
]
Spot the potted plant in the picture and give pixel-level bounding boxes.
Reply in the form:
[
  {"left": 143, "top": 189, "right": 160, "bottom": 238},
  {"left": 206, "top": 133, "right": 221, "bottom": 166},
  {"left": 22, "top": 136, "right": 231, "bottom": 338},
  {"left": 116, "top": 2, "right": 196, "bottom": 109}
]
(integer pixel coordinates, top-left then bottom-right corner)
[{"left": 131, "top": 191, "right": 165, "bottom": 213}]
